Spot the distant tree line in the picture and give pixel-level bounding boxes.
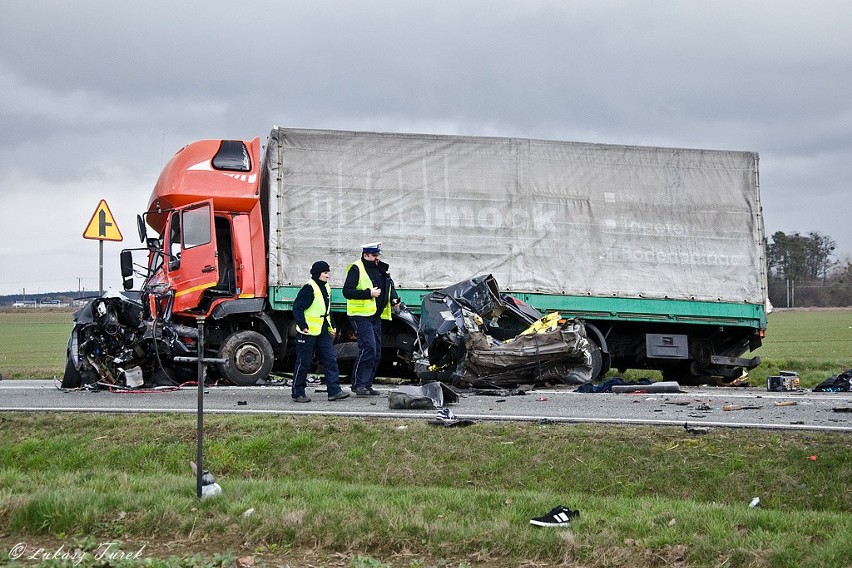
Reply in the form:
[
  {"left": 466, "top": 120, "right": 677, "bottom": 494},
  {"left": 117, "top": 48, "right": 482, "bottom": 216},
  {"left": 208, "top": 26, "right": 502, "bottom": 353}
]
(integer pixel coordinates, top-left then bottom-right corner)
[{"left": 766, "top": 231, "right": 852, "bottom": 307}]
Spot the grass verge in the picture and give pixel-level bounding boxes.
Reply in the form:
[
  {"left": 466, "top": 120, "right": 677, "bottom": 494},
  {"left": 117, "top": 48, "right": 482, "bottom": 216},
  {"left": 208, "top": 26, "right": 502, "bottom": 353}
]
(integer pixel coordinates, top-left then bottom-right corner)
[{"left": 0, "top": 413, "right": 850, "bottom": 567}]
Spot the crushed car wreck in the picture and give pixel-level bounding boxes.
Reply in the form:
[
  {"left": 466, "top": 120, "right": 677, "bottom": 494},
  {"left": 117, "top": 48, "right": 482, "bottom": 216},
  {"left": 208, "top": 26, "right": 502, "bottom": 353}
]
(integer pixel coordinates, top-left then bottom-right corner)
[
  {"left": 62, "top": 292, "right": 195, "bottom": 389},
  {"left": 413, "top": 275, "right": 595, "bottom": 389}
]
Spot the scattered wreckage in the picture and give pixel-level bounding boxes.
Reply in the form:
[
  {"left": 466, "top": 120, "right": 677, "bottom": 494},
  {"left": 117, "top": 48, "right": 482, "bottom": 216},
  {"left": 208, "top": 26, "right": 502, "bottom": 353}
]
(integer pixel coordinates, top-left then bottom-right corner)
[{"left": 62, "top": 275, "right": 596, "bottom": 391}]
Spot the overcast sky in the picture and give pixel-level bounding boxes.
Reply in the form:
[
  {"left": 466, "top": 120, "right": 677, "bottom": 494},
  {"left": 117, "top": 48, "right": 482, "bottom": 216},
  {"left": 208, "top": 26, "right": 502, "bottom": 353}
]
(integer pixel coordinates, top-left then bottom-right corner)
[{"left": 1, "top": 1, "right": 850, "bottom": 297}]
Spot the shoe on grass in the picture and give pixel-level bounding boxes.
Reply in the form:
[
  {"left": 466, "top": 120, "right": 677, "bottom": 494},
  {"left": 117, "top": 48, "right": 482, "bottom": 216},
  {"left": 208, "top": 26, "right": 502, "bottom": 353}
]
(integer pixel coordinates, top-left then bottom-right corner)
[{"left": 529, "top": 505, "right": 579, "bottom": 527}]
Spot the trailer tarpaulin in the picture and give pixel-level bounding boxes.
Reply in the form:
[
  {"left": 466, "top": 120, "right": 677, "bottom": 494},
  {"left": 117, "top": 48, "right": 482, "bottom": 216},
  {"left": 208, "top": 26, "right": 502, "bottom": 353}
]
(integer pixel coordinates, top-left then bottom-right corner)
[{"left": 264, "top": 127, "right": 766, "bottom": 304}]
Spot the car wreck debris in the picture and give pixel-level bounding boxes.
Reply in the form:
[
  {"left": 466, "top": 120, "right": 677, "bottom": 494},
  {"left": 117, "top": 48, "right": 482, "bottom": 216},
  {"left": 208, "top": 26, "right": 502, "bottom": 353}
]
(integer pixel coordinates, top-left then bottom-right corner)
[
  {"left": 388, "top": 382, "right": 459, "bottom": 409},
  {"left": 813, "top": 369, "right": 852, "bottom": 392},
  {"left": 414, "top": 275, "right": 594, "bottom": 389},
  {"left": 610, "top": 381, "right": 682, "bottom": 394},
  {"left": 62, "top": 292, "right": 192, "bottom": 390}
]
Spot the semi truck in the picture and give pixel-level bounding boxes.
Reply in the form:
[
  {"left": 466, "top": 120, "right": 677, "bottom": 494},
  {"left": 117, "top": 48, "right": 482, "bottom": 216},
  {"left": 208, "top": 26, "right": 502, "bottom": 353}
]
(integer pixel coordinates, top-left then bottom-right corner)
[{"left": 65, "top": 126, "right": 768, "bottom": 389}]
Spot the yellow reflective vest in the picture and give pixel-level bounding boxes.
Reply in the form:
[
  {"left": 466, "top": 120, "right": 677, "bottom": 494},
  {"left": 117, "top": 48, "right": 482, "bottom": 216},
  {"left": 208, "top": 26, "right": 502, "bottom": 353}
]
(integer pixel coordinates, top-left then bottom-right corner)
[
  {"left": 302, "top": 280, "right": 334, "bottom": 336},
  {"left": 346, "top": 259, "right": 392, "bottom": 320}
]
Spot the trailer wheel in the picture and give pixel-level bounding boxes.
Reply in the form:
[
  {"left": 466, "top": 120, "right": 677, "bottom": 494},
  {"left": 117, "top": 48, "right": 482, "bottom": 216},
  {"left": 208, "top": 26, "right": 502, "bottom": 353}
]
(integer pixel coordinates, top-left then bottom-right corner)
[{"left": 218, "top": 330, "right": 274, "bottom": 386}]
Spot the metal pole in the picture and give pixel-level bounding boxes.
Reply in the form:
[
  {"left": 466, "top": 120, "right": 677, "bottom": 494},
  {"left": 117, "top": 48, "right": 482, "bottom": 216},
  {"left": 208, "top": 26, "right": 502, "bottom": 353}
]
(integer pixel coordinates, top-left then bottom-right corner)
[
  {"left": 98, "top": 240, "right": 104, "bottom": 295},
  {"left": 174, "top": 322, "right": 225, "bottom": 500},
  {"left": 196, "top": 316, "right": 206, "bottom": 499}
]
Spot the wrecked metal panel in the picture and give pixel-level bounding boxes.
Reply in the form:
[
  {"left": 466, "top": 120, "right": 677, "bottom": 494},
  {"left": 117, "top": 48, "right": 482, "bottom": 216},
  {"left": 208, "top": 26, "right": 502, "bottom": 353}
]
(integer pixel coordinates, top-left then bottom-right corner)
[{"left": 463, "top": 322, "right": 592, "bottom": 387}]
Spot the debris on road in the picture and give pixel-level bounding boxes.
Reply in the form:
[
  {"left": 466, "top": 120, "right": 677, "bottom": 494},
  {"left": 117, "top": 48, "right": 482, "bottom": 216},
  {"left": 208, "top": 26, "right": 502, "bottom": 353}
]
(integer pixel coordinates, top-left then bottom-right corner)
[
  {"left": 611, "top": 381, "right": 682, "bottom": 394},
  {"left": 813, "top": 369, "right": 852, "bottom": 392},
  {"left": 574, "top": 378, "right": 653, "bottom": 393},
  {"left": 388, "top": 381, "right": 459, "bottom": 410},
  {"left": 767, "top": 371, "right": 800, "bottom": 392},
  {"left": 722, "top": 404, "right": 763, "bottom": 411}
]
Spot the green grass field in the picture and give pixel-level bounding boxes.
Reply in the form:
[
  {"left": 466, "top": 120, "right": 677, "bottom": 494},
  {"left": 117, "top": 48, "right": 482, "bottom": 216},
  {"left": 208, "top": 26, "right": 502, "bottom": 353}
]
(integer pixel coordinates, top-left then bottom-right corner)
[
  {"left": 0, "top": 310, "right": 73, "bottom": 379},
  {"left": 0, "top": 414, "right": 850, "bottom": 567},
  {"left": 2, "top": 308, "right": 850, "bottom": 386},
  {"left": 748, "top": 309, "right": 852, "bottom": 387}
]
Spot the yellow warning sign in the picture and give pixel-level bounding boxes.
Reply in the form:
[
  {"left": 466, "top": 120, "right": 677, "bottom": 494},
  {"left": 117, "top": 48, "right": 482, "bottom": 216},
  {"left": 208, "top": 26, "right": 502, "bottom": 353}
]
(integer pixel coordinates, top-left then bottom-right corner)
[{"left": 83, "top": 199, "right": 123, "bottom": 241}]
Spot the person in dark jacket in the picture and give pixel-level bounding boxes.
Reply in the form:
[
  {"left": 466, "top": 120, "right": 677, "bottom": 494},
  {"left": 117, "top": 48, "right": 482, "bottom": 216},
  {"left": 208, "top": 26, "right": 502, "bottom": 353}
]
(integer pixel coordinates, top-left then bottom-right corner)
[
  {"left": 342, "top": 242, "right": 400, "bottom": 396},
  {"left": 291, "top": 260, "right": 349, "bottom": 403}
]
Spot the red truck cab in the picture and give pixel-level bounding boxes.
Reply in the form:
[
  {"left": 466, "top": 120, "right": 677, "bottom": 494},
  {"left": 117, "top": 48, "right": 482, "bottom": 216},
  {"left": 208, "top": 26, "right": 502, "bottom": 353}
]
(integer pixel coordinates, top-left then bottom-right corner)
[
  {"left": 144, "top": 138, "right": 266, "bottom": 315},
  {"left": 118, "top": 137, "right": 284, "bottom": 386}
]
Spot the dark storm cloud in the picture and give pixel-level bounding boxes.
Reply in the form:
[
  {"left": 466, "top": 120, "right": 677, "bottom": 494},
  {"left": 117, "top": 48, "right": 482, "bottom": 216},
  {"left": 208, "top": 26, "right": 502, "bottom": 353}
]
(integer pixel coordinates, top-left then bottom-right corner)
[{"left": 1, "top": 0, "right": 851, "bottom": 294}]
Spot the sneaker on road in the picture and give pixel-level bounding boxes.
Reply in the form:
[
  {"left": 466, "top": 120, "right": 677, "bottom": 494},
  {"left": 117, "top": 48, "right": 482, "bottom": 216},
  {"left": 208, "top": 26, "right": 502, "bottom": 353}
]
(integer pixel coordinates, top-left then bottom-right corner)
[
  {"left": 353, "top": 388, "right": 371, "bottom": 396},
  {"left": 292, "top": 395, "right": 311, "bottom": 403},
  {"left": 529, "top": 505, "right": 579, "bottom": 527},
  {"left": 328, "top": 391, "right": 350, "bottom": 401}
]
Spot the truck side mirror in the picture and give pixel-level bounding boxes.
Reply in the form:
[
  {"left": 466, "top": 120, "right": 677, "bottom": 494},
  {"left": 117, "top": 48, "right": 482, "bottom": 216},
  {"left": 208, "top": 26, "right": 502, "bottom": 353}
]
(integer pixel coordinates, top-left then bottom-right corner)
[
  {"left": 120, "top": 250, "right": 134, "bottom": 290},
  {"left": 120, "top": 250, "right": 134, "bottom": 278},
  {"left": 136, "top": 215, "right": 148, "bottom": 243}
]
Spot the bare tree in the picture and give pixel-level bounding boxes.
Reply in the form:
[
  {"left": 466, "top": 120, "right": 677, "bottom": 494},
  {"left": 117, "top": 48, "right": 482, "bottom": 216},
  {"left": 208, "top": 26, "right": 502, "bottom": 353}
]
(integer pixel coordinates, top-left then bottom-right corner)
[{"left": 807, "top": 231, "right": 837, "bottom": 283}]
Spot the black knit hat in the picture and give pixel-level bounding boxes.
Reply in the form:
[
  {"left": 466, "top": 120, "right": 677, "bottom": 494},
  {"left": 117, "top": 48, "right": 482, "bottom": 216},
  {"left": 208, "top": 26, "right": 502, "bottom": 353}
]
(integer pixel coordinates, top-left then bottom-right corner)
[{"left": 310, "top": 260, "right": 330, "bottom": 277}]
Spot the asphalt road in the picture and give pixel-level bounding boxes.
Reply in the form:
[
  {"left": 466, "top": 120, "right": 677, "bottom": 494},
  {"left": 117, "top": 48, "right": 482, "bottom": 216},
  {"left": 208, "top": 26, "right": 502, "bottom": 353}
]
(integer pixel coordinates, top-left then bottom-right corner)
[{"left": 1, "top": 379, "right": 851, "bottom": 432}]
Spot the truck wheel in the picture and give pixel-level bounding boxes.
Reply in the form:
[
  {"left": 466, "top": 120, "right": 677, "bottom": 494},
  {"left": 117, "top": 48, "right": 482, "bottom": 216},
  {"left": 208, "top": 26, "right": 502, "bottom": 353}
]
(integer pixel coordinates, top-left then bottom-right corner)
[{"left": 218, "top": 331, "right": 274, "bottom": 386}]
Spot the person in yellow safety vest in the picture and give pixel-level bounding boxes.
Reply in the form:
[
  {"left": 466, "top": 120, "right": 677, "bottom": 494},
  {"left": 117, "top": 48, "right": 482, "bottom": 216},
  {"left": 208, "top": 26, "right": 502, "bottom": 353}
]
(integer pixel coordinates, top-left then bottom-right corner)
[
  {"left": 291, "top": 261, "right": 350, "bottom": 403},
  {"left": 343, "top": 242, "right": 400, "bottom": 396}
]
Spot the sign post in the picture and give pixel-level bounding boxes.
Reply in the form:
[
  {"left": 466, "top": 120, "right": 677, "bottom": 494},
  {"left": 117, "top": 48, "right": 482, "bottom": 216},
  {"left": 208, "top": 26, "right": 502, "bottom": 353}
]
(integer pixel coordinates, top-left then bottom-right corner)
[
  {"left": 82, "top": 200, "right": 123, "bottom": 294},
  {"left": 174, "top": 317, "right": 226, "bottom": 499}
]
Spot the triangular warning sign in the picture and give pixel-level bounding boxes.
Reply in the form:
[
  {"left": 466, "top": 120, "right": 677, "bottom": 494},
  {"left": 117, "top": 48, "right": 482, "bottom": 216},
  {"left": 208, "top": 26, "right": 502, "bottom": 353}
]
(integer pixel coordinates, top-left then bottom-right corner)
[{"left": 83, "top": 199, "right": 123, "bottom": 241}]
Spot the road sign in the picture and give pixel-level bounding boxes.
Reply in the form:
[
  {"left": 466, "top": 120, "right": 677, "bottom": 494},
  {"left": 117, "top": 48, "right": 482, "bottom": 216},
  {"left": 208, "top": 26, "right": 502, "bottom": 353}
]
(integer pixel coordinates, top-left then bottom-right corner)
[{"left": 83, "top": 199, "right": 123, "bottom": 241}]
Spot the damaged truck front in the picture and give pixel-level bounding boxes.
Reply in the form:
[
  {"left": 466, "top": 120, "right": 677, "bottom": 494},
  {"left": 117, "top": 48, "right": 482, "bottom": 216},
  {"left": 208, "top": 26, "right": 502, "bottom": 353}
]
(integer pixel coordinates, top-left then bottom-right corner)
[{"left": 64, "top": 136, "right": 421, "bottom": 389}]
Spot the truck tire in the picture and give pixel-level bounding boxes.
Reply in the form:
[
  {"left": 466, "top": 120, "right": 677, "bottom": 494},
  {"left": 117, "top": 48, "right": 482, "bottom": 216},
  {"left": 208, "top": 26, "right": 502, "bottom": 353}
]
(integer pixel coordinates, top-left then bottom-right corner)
[{"left": 218, "top": 330, "right": 274, "bottom": 386}]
